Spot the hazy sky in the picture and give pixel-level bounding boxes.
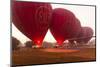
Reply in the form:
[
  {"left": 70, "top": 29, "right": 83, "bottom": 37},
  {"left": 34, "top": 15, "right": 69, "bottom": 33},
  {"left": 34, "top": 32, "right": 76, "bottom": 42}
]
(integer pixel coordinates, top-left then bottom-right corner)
[{"left": 12, "top": 3, "right": 95, "bottom": 44}]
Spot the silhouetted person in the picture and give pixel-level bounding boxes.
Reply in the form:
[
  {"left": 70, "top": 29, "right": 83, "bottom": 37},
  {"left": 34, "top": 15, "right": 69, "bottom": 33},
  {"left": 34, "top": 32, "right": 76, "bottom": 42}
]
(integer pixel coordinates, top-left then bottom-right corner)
[{"left": 12, "top": 37, "right": 20, "bottom": 50}]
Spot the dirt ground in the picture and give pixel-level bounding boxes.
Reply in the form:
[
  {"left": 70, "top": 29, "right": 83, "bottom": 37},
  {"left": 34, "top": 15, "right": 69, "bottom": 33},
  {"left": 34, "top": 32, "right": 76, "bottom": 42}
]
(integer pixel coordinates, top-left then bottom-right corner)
[{"left": 12, "top": 47, "right": 96, "bottom": 66}]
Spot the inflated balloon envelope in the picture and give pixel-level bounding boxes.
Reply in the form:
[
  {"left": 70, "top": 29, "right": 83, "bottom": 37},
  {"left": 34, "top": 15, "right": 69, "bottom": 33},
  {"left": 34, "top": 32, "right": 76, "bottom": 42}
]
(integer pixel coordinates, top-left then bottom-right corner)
[
  {"left": 68, "top": 18, "right": 82, "bottom": 44},
  {"left": 50, "top": 8, "right": 81, "bottom": 46},
  {"left": 76, "top": 27, "right": 93, "bottom": 43},
  {"left": 12, "top": 1, "right": 52, "bottom": 46}
]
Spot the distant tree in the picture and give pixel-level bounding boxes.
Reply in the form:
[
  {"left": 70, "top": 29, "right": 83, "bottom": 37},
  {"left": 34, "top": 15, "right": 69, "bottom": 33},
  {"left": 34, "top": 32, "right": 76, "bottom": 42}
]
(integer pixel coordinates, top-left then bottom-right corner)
[
  {"left": 25, "top": 41, "right": 35, "bottom": 48},
  {"left": 12, "top": 37, "right": 20, "bottom": 50}
]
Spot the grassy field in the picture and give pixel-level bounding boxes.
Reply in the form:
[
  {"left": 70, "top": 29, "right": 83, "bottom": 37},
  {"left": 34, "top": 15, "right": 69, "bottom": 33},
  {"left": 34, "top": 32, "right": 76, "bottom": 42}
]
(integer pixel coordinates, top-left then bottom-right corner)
[{"left": 12, "top": 47, "right": 96, "bottom": 66}]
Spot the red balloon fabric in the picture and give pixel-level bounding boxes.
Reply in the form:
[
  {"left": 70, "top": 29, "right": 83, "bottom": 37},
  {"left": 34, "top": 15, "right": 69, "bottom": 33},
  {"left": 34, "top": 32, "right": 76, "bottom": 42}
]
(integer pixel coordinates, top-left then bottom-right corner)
[
  {"left": 76, "top": 27, "right": 93, "bottom": 43},
  {"left": 12, "top": 1, "right": 52, "bottom": 46},
  {"left": 50, "top": 8, "right": 81, "bottom": 45},
  {"left": 68, "top": 18, "right": 82, "bottom": 43}
]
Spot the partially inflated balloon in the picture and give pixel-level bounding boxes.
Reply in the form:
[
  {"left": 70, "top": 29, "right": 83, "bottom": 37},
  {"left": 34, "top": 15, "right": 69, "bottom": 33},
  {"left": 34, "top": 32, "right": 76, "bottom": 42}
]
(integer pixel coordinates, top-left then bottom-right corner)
[
  {"left": 76, "top": 27, "right": 93, "bottom": 43},
  {"left": 12, "top": 1, "right": 52, "bottom": 46},
  {"left": 50, "top": 8, "right": 80, "bottom": 45}
]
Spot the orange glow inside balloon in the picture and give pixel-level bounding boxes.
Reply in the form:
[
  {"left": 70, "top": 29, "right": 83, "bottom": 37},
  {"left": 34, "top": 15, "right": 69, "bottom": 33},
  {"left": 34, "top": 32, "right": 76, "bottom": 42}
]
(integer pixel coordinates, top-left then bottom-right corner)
[{"left": 57, "top": 40, "right": 63, "bottom": 45}]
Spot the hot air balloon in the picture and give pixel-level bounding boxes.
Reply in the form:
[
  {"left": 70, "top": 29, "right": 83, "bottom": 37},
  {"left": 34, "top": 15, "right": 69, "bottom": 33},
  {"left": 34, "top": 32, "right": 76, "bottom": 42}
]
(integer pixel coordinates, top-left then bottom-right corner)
[
  {"left": 68, "top": 18, "right": 82, "bottom": 44},
  {"left": 76, "top": 27, "right": 93, "bottom": 44},
  {"left": 50, "top": 8, "right": 80, "bottom": 46},
  {"left": 12, "top": 1, "right": 52, "bottom": 47}
]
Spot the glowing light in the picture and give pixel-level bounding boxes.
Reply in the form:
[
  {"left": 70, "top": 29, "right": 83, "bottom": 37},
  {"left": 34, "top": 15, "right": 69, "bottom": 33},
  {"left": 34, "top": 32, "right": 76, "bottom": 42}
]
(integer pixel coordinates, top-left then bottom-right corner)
[
  {"left": 57, "top": 40, "right": 63, "bottom": 45},
  {"left": 37, "top": 40, "right": 40, "bottom": 44},
  {"left": 35, "top": 40, "right": 42, "bottom": 46}
]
